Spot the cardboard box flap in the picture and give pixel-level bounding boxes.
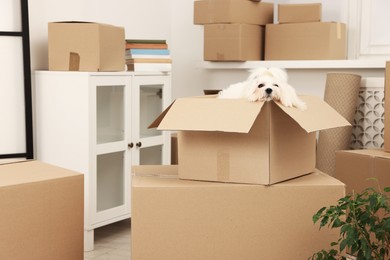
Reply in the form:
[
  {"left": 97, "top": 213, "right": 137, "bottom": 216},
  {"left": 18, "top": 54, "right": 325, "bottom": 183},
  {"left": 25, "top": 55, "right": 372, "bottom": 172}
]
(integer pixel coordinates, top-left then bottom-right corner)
[
  {"left": 156, "top": 97, "right": 264, "bottom": 133},
  {"left": 276, "top": 95, "right": 350, "bottom": 132}
]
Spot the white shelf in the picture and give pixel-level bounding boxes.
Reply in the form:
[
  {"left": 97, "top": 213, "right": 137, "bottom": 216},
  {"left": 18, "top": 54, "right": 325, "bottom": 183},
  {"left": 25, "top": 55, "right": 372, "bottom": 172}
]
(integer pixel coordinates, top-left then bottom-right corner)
[{"left": 197, "top": 59, "right": 386, "bottom": 70}]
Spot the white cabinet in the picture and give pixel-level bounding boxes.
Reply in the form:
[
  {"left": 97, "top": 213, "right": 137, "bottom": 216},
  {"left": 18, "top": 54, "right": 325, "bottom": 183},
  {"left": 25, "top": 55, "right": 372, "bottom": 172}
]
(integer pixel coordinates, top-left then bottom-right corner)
[{"left": 35, "top": 71, "right": 171, "bottom": 251}]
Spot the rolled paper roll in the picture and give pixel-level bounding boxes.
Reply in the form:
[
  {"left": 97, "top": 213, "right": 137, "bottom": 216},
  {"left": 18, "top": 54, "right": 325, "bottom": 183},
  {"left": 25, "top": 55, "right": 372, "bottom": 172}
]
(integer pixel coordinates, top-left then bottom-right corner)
[{"left": 316, "top": 73, "right": 361, "bottom": 176}]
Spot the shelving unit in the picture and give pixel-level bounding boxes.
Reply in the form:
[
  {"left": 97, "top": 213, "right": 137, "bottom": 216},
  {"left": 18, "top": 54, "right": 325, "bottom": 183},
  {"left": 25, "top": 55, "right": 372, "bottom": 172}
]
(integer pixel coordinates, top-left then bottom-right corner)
[
  {"left": 197, "top": 59, "right": 386, "bottom": 70},
  {"left": 34, "top": 70, "right": 171, "bottom": 251}
]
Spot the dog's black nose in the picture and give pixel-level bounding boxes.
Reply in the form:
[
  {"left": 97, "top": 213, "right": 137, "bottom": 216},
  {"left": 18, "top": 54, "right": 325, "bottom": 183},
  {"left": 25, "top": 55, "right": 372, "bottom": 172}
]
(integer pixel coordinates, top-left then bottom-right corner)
[{"left": 265, "top": 88, "right": 273, "bottom": 94}]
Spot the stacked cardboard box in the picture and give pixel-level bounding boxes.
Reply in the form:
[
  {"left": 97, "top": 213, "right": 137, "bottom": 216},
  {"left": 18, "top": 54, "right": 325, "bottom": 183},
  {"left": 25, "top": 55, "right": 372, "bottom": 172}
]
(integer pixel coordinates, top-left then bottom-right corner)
[
  {"left": 265, "top": 3, "right": 347, "bottom": 60},
  {"left": 48, "top": 22, "right": 125, "bottom": 71},
  {"left": 193, "top": 0, "right": 273, "bottom": 61},
  {"left": 335, "top": 61, "right": 390, "bottom": 193},
  {"left": 0, "top": 160, "right": 84, "bottom": 260},
  {"left": 132, "top": 95, "right": 350, "bottom": 259}
]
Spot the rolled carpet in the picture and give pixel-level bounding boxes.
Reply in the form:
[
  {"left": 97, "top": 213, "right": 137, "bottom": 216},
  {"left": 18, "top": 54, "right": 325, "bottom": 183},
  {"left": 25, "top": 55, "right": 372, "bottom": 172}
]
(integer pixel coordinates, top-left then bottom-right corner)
[{"left": 316, "top": 73, "right": 361, "bottom": 176}]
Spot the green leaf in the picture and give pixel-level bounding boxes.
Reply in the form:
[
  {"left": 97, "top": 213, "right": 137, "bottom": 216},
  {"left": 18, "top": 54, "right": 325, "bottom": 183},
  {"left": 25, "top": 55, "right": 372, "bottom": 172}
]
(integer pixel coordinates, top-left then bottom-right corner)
[
  {"left": 320, "top": 215, "right": 329, "bottom": 228},
  {"left": 331, "top": 218, "right": 345, "bottom": 228},
  {"left": 384, "top": 187, "right": 390, "bottom": 192},
  {"left": 340, "top": 239, "right": 348, "bottom": 252}
]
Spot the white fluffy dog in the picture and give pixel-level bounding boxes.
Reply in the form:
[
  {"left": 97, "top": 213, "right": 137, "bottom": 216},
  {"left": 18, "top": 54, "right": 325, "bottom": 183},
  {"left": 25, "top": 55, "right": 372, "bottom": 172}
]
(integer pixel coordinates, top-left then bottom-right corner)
[{"left": 218, "top": 67, "right": 307, "bottom": 110}]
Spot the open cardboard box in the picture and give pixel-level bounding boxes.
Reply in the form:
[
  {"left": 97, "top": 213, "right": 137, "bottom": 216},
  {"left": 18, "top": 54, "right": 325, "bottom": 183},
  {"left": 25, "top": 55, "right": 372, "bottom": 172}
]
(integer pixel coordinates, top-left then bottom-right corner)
[
  {"left": 151, "top": 95, "right": 350, "bottom": 185},
  {"left": 131, "top": 165, "right": 345, "bottom": 260},
  {"left": 0, "top": 160, "right": 84, "bottom": 259}
]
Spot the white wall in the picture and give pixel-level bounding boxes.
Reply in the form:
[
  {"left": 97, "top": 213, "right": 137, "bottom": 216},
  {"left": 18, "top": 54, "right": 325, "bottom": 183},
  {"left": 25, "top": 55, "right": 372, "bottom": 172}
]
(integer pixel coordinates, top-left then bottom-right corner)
[
  {"left": 3, "top": 0, "right": 387, "bottom": 157},
  {"left": 29, "top": 0, "right": 172, "bottom": 70},
  {"left": 28, "top": 0, "right": 385, "bottom": 100},
  {"left": 28, "top": 0, "right": 211, "bottom": 99}
]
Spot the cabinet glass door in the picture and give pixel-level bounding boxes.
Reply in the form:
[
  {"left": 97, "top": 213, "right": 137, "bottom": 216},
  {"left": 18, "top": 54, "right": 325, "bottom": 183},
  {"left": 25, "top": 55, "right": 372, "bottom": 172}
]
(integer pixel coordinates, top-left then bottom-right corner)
[
  {"left": 96, "top": 151, "right": 125, "bottom": 212},
  {"left": 91, "top": 76, "right": 130, "bottom": 225},
  {"left": 139, "top": 85, "right": 163, "bottom": 138},
  {"left": 96, "top": 85, "right": 125, "bottom": 144},
  {"left": 131, "top": 75, "right": 171, "bottom": 165},
  {"left": 139, "top": 145, "right": 163, "bottom": 165}
]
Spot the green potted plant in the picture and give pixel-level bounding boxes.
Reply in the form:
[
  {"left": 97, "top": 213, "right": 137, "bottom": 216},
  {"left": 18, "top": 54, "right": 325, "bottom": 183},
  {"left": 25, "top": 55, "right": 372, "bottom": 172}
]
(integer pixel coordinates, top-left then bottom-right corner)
[{"left": 309, "top": 183, "right": 390, "bottom": 260}]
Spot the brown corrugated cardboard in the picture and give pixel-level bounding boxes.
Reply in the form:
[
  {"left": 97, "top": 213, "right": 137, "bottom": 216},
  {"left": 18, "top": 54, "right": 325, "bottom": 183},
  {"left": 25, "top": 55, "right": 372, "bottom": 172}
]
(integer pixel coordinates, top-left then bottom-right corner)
[
  {"left": 132, "top": 165, "right": 345, "bottom": 260},
  {"left": 48, "top": 22, "right": 125, "bottom": 71},
  {"left": 153, "top": 95, "right": 350, "bottom": 185},
  {"left": 278, "top": 3, "right": 322, "bottom": 24},
  {"left": 385, "top": 61, "right": 390, "bottom": 152},
  {"left": 0, "top": 160, "right": 84, "bottom": 260},
  {"left": 265, "top": 22, "right": 347, "bottom": 60},
  {"left": 194, "top": 0, "right": 273, "bottom": 25},
  {"left": 335, "top": 149, "right": 390, "bottom": 194},
  {"left": 204, "top": 24, "right": 264, "bottom": 61}
]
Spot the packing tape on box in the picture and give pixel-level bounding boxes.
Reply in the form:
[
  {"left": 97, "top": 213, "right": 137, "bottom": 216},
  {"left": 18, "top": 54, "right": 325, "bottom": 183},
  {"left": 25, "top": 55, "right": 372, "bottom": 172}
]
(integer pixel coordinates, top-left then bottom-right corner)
[
  {"left": 69, "top": 52, "right": 80, "bottom": 71},
  {"left": 316, "top": 73, "right": 361, "bottom": 176},
  {"left": 217, "top": 151, "right": 230, "bottom": 182},
  {"left": 337, "top": 22, "right": 342, "bottom": 39}
]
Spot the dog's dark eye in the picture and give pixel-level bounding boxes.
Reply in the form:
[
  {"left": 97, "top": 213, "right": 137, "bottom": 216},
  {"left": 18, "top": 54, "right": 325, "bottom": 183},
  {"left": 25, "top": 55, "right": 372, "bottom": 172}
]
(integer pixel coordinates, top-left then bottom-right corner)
[
  {"left": 258, "top": 83, "right": 265, "bottom": 88},
  {"left": 273, "top": 84, "right": 279, "bottom": 88}
]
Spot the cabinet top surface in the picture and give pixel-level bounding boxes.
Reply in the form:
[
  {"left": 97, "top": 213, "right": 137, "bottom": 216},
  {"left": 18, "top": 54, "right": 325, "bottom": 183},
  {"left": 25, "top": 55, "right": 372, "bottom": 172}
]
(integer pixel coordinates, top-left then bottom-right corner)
[{"left": 35, "top": 70, "right": 171, "bottom": 76}]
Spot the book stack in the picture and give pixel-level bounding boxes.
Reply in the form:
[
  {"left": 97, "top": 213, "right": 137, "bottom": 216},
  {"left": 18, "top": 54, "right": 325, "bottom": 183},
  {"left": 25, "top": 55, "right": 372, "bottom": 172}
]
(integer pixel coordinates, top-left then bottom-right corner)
[{"left": 125, "top": 39, "right": 172, "bottom": 72}]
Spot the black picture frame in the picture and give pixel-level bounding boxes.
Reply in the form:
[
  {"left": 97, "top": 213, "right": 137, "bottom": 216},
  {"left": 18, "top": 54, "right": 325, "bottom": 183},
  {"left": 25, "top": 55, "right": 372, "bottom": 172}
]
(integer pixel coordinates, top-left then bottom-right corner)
[{"left": 0, "top": 0, "right": 33, "bottom": 159}]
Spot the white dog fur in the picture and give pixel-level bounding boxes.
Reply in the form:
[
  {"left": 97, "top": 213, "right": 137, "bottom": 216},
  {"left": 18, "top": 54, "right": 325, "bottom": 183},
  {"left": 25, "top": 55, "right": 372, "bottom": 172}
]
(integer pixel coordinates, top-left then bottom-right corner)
[{"left": 218, "top": 67, "right": 307, "bottom": 110}]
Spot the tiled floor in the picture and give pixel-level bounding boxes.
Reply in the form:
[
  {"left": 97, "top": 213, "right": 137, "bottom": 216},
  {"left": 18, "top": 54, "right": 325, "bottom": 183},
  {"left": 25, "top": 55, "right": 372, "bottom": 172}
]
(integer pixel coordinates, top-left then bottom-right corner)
[{"left": 84, "top": 219, "right": 131, "bottom": 260}]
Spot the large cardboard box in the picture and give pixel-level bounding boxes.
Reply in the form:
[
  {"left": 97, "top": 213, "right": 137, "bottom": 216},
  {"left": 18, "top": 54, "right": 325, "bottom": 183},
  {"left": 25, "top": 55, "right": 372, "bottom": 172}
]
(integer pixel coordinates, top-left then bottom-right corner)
[
  {"left": 265, "top": 22, "right": 347, "bottom": 60},
  {"left": 132, "top": 165, "right": 345, "bottom": 260},
  {"left": 204, "top": 24, "right": 264, "bottom": 61},
  {"left": 385, "top": 61, "right": 390, "bottom": 152},
  {"left": 0, "top": 161, "right": 84, "bottom": 260},
  {"left": 194, "top": 0, "right": 273, "bottom": 25},
  {"left": 152, "top": 95, "right": 350, "bottom": 185},
  {"left": 278, "top": 3, "right": 322, "bottom": 24},
  {"left": 48, "top": 22, "right": 125, "bottom": 71},
  {"left": 335, "top": 149, "right": 390, "bottom": 194}
]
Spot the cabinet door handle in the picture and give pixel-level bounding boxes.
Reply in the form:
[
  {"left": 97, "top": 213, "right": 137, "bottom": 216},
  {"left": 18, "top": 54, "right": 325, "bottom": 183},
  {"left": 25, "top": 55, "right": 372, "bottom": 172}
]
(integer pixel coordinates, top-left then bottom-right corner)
[
  {"left": 136, "top": 142, "right": 142, "bottom": 148},
  {"left": 128, "top": 142, "right": 134, "bottom": 148}
]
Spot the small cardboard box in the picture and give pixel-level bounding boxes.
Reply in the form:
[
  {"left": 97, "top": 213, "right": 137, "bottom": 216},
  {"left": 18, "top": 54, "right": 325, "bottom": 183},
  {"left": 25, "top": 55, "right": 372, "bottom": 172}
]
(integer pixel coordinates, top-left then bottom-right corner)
[
  {"left": 194, "top": 0, "right": 273, "bottom": 25},
  {"left": 0, "top": 161, "right": 84, "bottom": 260},
  {"left": 278, "top": 3, "right": 322, "bottom": 24},
  {"left": 265, "top": 22, "right": 347, "bottom": 60},
  {"left": 152, "top": 95, "right": 350, "bottom": 185},
  {"left": 204, "top": 24, "right": 264, "bottom": 61},
  {"left": 48, "top": 21, "right": 125, "bottom": 71},
  {"left": 385, "top": 61, "right": 390, "bottom": 152},
  {"left": 335, "top": 149, "right": 390, "bottom": 194},
  {"left": 132, "top": 165, "right": 345, "bottom": 260}
]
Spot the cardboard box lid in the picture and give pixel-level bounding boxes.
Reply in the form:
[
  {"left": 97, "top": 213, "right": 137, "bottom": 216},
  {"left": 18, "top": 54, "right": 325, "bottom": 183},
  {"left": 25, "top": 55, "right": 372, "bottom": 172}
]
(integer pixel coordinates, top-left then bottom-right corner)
[{"left": 154, "top": 95, "right": 350, "bottom": 133}]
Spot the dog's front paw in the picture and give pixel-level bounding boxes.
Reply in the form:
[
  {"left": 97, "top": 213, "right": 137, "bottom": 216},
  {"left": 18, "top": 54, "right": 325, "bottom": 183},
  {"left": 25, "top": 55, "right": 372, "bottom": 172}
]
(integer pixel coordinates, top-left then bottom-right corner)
[
  {"left": 295, "top": 102, "right": 307, "bottom": 111},
  {"left": 281, "top": 100, "right": 293, "bottom": 108}
]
